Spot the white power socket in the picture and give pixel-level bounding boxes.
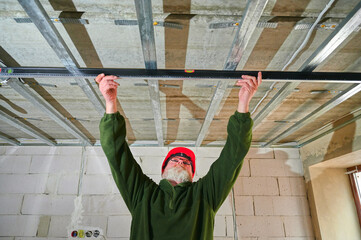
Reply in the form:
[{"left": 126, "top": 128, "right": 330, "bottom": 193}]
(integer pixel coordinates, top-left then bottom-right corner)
[{"left": 69, "top": 226, "right": 104, "bottom": 238}]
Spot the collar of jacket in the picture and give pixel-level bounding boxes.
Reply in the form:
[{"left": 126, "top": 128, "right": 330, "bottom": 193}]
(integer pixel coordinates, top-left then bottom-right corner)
[{"left": 159, "top": 179, "right": 192, "bottom": 195}]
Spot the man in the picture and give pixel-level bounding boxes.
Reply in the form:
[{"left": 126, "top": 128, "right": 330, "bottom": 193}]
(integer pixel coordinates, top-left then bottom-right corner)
[{"left": 97, "top": 72, "right": 262, "bottom": 240}]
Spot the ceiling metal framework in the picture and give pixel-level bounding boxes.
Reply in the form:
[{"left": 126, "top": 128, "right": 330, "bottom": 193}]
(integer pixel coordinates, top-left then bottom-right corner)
[
  {"left": 17, "top": 0, "right": 105, "bottom": 115},
  {"left": 195, "top": 0, "right": 269, "bottom": 147},
  {"left": 134, "top": 0, "right": 164, "bottom": 147},
  {"left": 0, "top": 0, "right": 360, "bottom": 147},
  {"left": 253, "top": 1, "right": 361, "bottom": 129}
]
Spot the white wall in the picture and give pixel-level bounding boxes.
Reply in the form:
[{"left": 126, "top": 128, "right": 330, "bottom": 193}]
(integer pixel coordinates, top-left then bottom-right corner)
[
  {"left": 309, "top": 167, "right": 361, "bottom": 240},
  {"left": 0, "top": 146, "right": 314, "bottom": 239}
]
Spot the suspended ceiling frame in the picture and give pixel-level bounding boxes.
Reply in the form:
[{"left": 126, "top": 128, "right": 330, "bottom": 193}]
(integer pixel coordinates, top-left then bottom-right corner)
[{"left": 0, "top": 0, "right": 360, "bottom": 147}]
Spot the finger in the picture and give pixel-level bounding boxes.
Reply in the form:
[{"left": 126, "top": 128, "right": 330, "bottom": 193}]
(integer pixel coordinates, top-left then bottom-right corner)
[
  {"left": 236, "top": 82, "right": 252, "bottom": 92},
  {"left": 257, "top": 72, "right": 262, "bottom": 86},
  {"left": 107, "top": 82, "right": 119, "bottom": 88},
  {"left": 240, "top": 77, "right": 256, "bottom": 89},
  {"left": 102, "top": 75, "right": 119, "bottom": 81},
  {"left": 95, "top": 73, "right": 105, "bottom": 83}
]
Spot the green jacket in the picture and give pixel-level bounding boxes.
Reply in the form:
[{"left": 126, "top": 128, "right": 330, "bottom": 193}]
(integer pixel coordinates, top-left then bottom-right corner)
[{"left": 100, "top": 111, "right": 253, "bottom": 240}]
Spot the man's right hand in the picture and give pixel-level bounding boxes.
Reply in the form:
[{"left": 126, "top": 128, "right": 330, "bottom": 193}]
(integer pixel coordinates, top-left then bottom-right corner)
[{"left": 95, "top": 74, "right": 119, "bottom": 113}]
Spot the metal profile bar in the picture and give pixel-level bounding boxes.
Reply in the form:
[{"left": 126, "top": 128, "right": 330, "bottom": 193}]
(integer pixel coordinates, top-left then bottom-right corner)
[
  {"left": 194, "top": 0, "right": 266, "bottom": 146},
  {"left": 298, "top": 109, "right": 361, "bottom": 147},
  {"left": 1, "top": 67, "right": 361, "bottom": 83},
  {"left": 17, "top": 0, "right": 105, "bottom": 115},
  {"left": 0, "top": 133, "right": 20, "bottom": 146},
  {"left": 7, "top": 78, "right": 93, "bottom": 146},
  {"left": 253, "top": 2, "right": 361, "bottom": 128},
  {"left": 0, "top": 109, "right": 56, "bottom": 145},
  {"left": 263, "top": 83, "right": 361, "bottom": 147},
  {"left": 134, "top": 0, "right": 163, "bottom": 146}
]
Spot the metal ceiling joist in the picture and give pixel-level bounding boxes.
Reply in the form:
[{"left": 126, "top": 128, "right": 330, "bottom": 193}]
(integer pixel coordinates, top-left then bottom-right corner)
[
  {"left": 134, "top": 0, "right": 163, "bottom": 147},
  {"left": 2, "top": 68, "right": 361, "bottom": 83},
  {"left": 263, "top": 83, "right": 361, "bottom": 147},
  {"left": 253, "top": 1, "right": 361, "bottom": 128},
  {"left": 0, "top": 132, "right": 20, "bottom": 146},
  {"left": 0, "top": 109, "right": 56, "bottom": 146},
  {"left": 17, "top": 0, "right": 105, "bottom": 115},
  {"left": 298, "top": 109, "right": 361, "bottom": 147},
  {"left": 7, "top": 78, "right": 93, "bottom": 146},
  {"left": 195, "top": 0, "right": 269, "bottom": 147}
]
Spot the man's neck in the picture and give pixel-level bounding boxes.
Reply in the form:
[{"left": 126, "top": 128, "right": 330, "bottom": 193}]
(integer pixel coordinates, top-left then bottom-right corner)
[{"left": 167, "top": 179, "right": 180, "bottom": 186}]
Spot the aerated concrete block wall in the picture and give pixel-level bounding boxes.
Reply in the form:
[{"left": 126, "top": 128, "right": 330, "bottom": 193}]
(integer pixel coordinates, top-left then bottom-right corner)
[{"left": 0, "top": 146, "right": 314, "bottom": 239}]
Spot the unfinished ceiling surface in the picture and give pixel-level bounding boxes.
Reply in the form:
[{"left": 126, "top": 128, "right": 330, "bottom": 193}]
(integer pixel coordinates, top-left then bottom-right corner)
[{"left": 0, "top": 0, "right": 361, "bottom": 147}]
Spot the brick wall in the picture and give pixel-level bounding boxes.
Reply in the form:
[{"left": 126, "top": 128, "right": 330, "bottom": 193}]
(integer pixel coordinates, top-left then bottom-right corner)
[{"left": 0, "top": 146, "right": 314, "bottom": 239}]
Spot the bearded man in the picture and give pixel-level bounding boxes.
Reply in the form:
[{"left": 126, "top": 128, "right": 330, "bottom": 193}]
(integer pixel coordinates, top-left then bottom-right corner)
[{"left": 97, "top": 72, "right": 262, "bottom": 240}]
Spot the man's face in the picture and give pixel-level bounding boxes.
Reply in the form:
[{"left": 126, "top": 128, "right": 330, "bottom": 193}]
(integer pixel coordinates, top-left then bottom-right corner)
[{"left": 162, "top": 156, "right": 193, "bottom": 183}]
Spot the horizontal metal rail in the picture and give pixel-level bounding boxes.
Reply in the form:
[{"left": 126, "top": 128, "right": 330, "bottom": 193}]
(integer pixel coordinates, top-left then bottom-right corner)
[{"left": 1, "top": 67, "right": 361, "bottom": 83}]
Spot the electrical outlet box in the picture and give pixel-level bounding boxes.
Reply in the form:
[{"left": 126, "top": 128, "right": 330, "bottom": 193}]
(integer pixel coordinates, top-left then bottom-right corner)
[{"left": 69, "top": 226, "right": 103, "bottom": 238}]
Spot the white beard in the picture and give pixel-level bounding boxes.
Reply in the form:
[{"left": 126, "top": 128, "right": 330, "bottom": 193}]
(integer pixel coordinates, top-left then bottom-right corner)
[{"left": 162, "top": 166, "right": 192, "bottom": 183}]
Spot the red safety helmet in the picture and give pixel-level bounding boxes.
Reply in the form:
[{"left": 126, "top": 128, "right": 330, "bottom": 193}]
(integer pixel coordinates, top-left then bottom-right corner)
[{"left": 161, "top": 147, "right": 196, "bottom": 177}]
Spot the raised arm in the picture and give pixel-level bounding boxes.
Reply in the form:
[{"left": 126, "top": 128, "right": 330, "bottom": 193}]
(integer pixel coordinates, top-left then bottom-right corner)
[
  {"left": 96, "top": 74, "right": 154, "bottom": 211},
  {"left": 201, "top": 72, "right": 262, "bottom": 211}
]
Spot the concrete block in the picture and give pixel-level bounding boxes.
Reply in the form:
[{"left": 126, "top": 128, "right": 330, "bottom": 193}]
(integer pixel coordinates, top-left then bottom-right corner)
[
  {"left": 85, "top": 147, "right": 106, "bottom": 157},
  {"left": 57, "top": 147, "right": 83, "bottom": 157},
  {"left": 30, "top": 155, "right": 81, "bottom": 174},
  {"left": 274, "top": 148, "right": 300, "bottom": 159},
  {"left": 250, "top": 158, "right": 304, "bottom": 177},
  {"left": 279, "top": 177, "right": 307, "bottom": 196},
  {"left": 0, "top": 146, "right": 6, "bottom": 155},
  {"left": 22, "top": 195, "right": 75, "bottom": 215},
  {"left": 15, "top": 238, "right": 69, "bottom": 240},
  {"left": 258, "top": 238, "right": 314, "bottom": 240},
  {"left": 37, "top": 216, "right": 50, "bottom": 237},
  {"left": 214, "top": 216, "right": 226, "bottom": 236},
  {"left": 283, "top": 159, "right": 304, "bottom": 177},
  {"left": 196, "top": 157, "right": 217, "bottom": 177},
  {"left": 107, "top": 215, "right": 132, "bottom": 237},
  {"left": 110, "top": 177, "right": 121, "bottom": 194},
  {"left": 283, "top": 216, "right": 314, "bottom": 237},
  {"left": 140, "top": 156, "right": 164, "bottom": 175},
  {"left": 255, "top": 196, "right": 310, "bottom": 216},
  {"left": 246, "top": 148, "right": 274, "bottom": 159},
  {"left": 0, "top": 195, "right": 23, "bottom": 214},
  {"left": 239, "top": 158, "right": 250, "bottom": 177},
  {"left": 235, "top": 196, "right": 254, "bottom": 216},
  {"left": 236, "top": 216, "right": 284, "bottom": 237},
  {"left": 130, "top": 147, "right": 168, "bottom": 157},
  {"left": 226, "top": 216, "right": 234, "bottom": 237},
  {"left": 48, "top": 215, "right": 70, "bottom": 237},
  {"left": 45, "top": 174, "right": 59, "bottom": 195},
  {"left": 217, "top": 196, "right": 233, "bottom": 215},
  {"left": 0, "top": 156, "right": 31, "bottom": 173},
  {"left": 82, "top": 195, "right": 130, "bottom": 215},
  {"left": 5, "top": 147, "right": 56, "bottom": 155},
  {"left": 234, "top": 177, "right": 279, "bottom": 196},
  {"left": 58, "top": 174, "right": 79, "bottom": 195},
  {"left": 81, "top": 175, "right": 113, "bottom": 195},
  {"left": 254, "top": 196, "right": 274, "bottom": 216},
  {"left": 214, "top": 238, "right": 236, "bottom": 240},
  {"left": 196, "top": 147, "right": 222, "bottom": 158},
  {"left": 0, "top": 174, "right": 47, "bottom": 194},
  {"left": 86, "top": 155, "right": 111, "bottom": 174},
  {"left": 0, "top": 215, "right": 40, "bottom": 236}
]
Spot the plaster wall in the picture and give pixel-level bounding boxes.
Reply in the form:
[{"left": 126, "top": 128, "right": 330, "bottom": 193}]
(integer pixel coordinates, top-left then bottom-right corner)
[
  {"left": 309, "top": 167, "right": 361, "bottom": 240},
  {"left": 0, "top": 146, "right": 313, "bottom": 239},
  {"left": 300, "top": 115, "right": 361, "bottom": 239}
]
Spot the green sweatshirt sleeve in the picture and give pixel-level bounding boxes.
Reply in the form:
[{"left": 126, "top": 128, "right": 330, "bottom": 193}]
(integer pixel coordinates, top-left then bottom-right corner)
[
  {"left": 201, "top": 111, "right": 253, "bottom": 211},
  {"left": 99, "top": 112, "right": 155, "bottom": 212}
]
